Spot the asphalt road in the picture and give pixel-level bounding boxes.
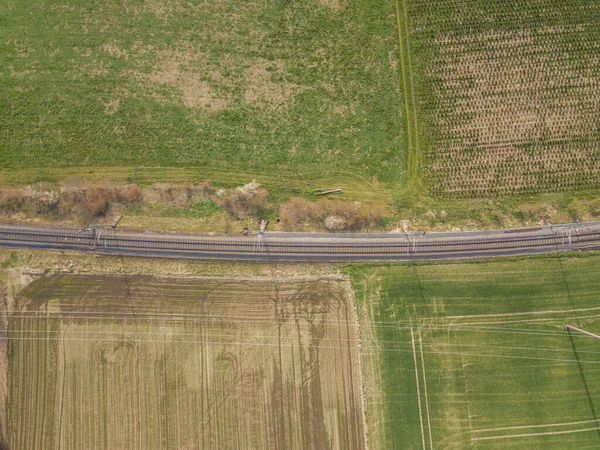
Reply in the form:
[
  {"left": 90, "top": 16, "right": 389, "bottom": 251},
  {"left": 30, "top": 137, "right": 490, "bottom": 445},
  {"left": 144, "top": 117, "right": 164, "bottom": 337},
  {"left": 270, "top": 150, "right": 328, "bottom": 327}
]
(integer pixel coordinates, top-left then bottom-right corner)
[{"left": 0, "top": 222, "right": 599, "bottom": 262}]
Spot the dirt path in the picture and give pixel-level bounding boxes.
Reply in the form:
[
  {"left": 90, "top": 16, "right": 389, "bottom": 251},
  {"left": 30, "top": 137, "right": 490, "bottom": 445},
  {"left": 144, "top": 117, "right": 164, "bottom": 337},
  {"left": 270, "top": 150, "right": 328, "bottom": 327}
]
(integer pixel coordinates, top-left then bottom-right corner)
[
  {"left": 0, "top": 283, "right": 7, "bottom": 447},
  {"left": 395, "top": 0, "right": 420, "bottom": 181},
  {"left": 474, "top": 419, "right": 600, "bottom": 434},
  {"left": 471, "top": 427, "right": 600, "bottom": 442}
]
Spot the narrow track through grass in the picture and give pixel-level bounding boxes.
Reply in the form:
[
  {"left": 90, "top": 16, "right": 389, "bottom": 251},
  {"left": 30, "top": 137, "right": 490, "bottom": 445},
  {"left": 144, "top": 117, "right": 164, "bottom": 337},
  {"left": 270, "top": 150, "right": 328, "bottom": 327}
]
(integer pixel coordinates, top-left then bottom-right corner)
[{"left": 394, "top": 0, "right": 420, "bottom": 182}]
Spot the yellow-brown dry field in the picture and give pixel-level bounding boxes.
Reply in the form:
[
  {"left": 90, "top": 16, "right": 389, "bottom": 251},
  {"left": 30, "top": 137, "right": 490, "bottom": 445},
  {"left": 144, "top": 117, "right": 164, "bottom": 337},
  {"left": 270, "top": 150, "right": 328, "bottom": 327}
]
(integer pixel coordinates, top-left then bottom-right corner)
[{"left": 7, "top": 272, "right": 366, "bottom": 449}]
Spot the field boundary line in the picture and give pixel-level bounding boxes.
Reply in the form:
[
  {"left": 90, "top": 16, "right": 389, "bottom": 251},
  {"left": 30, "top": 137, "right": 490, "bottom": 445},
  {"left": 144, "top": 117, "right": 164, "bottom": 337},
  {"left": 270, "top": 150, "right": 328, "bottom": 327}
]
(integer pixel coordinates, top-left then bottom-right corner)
[
  {"left": 451, "top": 313, "right": 600, "bottom": 327},
  {"left": 8, "top": 336, "right": 600, "bottom": 364},
  {"left": 394, "top": 0, "right": 420, "bottom": 181},
  {"left": 402, "top": 0, "right": 419, "bottom": 161},
  {"left": 344, "top": 282, "right": 372, "bottom": 450},
  {"left": 471, "top": 426, "right": 600, "bottom": 441},
  {"left": 448, "top": 306, "right": 600, "bottom": 319},
  {"left": 410, "top": 328, "right": 427, "bottom": 449},
  {"left": 418, "top": 330, "right": 434, "bottom": 449},
  {"left": 474, "top": 419, "right": 600, "bottom": 433}
]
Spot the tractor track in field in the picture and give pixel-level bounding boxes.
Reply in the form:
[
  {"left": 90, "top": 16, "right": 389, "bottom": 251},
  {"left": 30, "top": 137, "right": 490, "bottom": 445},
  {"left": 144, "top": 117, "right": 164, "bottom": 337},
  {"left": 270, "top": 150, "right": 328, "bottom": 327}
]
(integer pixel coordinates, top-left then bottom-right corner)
[
  {"left": 0, "top": 222, "right": 599, "bottom": 262},
  {"left": 395, "top": 0, "right": 420, "bottom": 181}
]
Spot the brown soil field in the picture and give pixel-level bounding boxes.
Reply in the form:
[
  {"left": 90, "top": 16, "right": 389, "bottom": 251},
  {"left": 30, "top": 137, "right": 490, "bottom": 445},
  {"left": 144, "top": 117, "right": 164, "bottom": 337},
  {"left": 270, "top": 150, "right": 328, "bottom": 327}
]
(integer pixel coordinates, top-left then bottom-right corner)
[{"left": 6, "top": 272, "right": 365, "bottom": 449}]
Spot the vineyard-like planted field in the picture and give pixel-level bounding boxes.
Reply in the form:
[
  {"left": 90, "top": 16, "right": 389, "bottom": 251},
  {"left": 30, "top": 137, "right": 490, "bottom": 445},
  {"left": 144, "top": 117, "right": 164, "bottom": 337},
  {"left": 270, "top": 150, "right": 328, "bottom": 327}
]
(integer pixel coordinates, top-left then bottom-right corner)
[
  {"left": 407, "top": 0, "right": 600, "bottom": 196},
  {"left": 7, "top": 273, "right": 365, "bottom": 449},
  {"left": 349, "top": 255, "right": 600, "bottom": 448}
]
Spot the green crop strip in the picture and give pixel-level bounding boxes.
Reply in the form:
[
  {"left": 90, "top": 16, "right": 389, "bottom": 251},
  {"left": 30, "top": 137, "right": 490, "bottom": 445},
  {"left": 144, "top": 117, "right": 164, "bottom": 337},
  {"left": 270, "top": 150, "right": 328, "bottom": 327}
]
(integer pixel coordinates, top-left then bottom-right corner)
[{"left": 395, "top": 0, "right": 420, "bottom": 183}]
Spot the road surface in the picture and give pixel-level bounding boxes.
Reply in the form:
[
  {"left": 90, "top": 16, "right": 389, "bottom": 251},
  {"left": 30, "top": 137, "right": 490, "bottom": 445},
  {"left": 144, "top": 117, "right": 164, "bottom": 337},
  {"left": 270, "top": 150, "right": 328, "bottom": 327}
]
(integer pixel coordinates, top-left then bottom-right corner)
[{"left": 0, "top": 222, "right": 599, "bottom": 262}]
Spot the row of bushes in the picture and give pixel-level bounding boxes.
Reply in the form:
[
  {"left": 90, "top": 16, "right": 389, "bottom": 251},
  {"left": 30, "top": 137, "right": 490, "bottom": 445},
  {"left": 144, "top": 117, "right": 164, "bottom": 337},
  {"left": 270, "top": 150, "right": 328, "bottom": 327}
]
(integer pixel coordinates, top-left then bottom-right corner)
[
  {"left": 0, "top": 181, "right": 269, "bottom": 222},
  {"left": 0, "top": 183, "right": 144, "bottom": 222},
  {"left": 280, "top": 197, "right": 387, "bottom": 231},
  {"left": 0, "top": 181, "right": 388, "bottom": 232}
]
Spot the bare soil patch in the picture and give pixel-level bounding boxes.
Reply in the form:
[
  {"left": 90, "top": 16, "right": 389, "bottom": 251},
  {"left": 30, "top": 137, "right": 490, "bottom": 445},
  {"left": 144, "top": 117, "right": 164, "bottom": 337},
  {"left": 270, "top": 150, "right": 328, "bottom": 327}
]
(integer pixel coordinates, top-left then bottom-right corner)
[
  {"left": 146, "top": 50, "right": 227, "bottom": 111},
  {"left": 244, "top": 59, "right": 300, "bottom": 112}
]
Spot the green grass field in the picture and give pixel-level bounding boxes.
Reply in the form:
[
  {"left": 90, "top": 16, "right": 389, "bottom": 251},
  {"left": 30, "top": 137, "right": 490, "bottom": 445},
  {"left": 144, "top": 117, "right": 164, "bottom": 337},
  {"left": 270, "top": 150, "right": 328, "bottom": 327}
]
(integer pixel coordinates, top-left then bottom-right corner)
[
  {"left": 0, "top": 0, "right": 404, "bottom": 183},
  {"left": 348, "top": 254, "right": 600, "bottom": 448},
  {"left": 3, "top": 0, "right": 600, "bottom": 228}
]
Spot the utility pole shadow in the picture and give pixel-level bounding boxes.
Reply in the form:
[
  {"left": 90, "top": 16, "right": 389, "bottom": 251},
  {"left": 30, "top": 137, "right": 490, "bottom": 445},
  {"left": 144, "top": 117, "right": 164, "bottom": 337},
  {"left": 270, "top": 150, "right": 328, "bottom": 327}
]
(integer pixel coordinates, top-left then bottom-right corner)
[{"left": 568, "top": 330, "right": 600, "bottom": 441}]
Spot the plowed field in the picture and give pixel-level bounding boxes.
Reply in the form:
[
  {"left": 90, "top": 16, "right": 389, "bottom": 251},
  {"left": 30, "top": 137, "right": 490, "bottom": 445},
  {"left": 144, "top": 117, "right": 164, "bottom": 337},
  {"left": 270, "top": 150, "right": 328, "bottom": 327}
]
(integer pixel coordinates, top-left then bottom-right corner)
[{"left": 7, "top": 273, "right": 365, "bottom": 449}]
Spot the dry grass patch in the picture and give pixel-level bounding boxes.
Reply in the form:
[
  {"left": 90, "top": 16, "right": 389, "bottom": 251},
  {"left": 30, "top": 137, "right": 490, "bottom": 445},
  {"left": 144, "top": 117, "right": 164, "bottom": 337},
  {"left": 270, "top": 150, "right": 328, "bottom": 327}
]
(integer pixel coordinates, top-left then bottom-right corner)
[
  {"left": 149, "top": 71, "right": 226, "bottom": 111},
  {"left": 317, "top": 0, "right": 344, "bottom": 11},
  {"left": 244, "top": 59, "right": 301, "bottom": 112},
  {"left": 281, "top": 196, "right": 388, "bottom": 231},
  {"left": 145, "top": 49, "right": 228, "bottom": 111}
]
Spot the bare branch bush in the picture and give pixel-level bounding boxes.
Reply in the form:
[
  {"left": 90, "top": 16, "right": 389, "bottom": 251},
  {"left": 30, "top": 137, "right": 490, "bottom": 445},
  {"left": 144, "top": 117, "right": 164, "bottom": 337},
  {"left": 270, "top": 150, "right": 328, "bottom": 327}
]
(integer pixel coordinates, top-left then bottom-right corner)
[
  {"left": 280, "top": 197, "right": 386, "bottom": 231},
  {"left": 218, "top": 181, "right": 268, "bottom": 219}
]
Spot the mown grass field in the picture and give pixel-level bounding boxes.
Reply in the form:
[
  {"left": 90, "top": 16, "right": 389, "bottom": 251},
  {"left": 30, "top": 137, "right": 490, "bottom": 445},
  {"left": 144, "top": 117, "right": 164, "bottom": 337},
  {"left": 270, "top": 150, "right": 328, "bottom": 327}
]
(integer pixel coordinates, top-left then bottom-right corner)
[
  {"left": 7, "top": 273, "right": 365, "bottom": 449},
  {"left": 0, "top": 0, "right": 404, "bottom": 183},
  {"left": 406, "top": 0, "right": 600, "bottom": 196},
  {"left": 348, "top": 254, "right": 600, "bottom": 448}
]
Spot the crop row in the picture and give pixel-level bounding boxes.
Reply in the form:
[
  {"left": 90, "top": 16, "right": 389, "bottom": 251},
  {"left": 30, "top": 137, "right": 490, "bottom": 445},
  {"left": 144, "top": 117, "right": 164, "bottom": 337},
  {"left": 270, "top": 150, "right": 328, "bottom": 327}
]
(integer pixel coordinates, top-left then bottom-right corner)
[{"left": 407, "top": 0, "right": 600, "bottom": 196}]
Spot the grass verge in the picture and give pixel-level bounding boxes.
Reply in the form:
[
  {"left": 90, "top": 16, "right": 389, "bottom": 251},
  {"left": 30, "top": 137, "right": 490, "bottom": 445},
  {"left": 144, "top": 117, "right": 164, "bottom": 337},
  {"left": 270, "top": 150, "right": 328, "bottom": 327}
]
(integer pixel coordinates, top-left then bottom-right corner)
[{"left": 394, "top": 0, "right": 420, "bottom": 182}]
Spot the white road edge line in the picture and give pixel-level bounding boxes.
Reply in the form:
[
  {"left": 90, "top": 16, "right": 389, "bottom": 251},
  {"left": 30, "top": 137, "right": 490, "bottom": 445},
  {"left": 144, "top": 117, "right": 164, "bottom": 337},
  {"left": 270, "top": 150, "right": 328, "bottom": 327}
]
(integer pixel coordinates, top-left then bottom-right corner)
[
  {"left": 471, "top": 426, "right": 600, "bottom": 441},
  {"left": 474, "top": 419, "right": 600, "bottom": 433},
  {"left": 418, "top": 330, "right": 434, "bottom": 450},
  {"left": 411, "top": 328, "right": 427, "bottom": 450}
]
